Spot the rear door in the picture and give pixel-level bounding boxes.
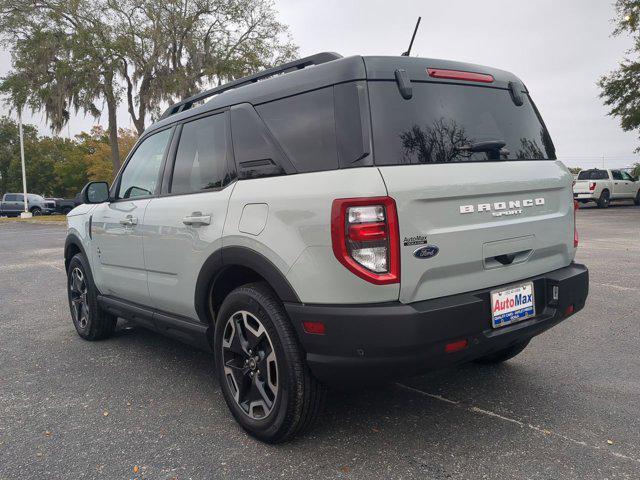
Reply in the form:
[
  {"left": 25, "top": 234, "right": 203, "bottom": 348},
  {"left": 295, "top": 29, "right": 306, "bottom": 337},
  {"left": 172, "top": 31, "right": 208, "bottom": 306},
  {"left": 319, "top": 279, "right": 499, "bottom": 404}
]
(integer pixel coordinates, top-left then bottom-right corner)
[
  {"left": 3, "top": 194, "right": 21, "bottom": 214},
  {"left": 143, "top": 111, "right": 235, "bottom": 319},
  {"left": 611, "top": 170, "right": 627, "bottom": 198},
  {"left": 368, "top": 80, "right": 575, "bottom": 304},
  {"left": 91, "top": 128, "right": 172, "bottom": 304}
]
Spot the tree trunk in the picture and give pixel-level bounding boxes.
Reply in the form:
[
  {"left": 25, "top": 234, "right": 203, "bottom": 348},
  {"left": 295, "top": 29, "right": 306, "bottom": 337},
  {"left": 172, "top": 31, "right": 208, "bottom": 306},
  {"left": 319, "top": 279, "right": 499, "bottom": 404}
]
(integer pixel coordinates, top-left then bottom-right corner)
[{"left": 104, "top": 84, "right": 121, "bottom": 176}]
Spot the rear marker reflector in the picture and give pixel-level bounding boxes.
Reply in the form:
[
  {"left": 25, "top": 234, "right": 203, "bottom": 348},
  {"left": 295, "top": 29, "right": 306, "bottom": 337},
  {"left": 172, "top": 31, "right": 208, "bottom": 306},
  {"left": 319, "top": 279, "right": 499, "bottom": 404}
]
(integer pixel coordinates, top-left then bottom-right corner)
[
  {"left": 445, "top": 339, "right": 469, "bottom": 353},
  {"left": 427, "top": 68, "right": 494, "bottom": 83},
  {"left": 303, "top": 321, "right": 326, "bottom": 335},
  {"left": 564, "top": 305, "right": 575, "bottom": 317}
]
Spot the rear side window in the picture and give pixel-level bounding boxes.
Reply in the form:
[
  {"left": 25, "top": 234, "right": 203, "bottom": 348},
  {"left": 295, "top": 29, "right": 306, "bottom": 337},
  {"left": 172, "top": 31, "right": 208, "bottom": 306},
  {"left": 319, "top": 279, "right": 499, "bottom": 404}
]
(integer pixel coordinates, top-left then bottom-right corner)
[
  {"left": 611, "top": 170, "right": 624, "bottom": 181},
  {"left": 257, "top": 87, "right": 338, "bottom": 173},
  {"left": 369, "top": 82, "right": 556, "bottom": 165},
  {"left": 578, "top": 170, "right": 609, "bottom": 180},
  {"left": 171, "top": 114, "right": 228, "bottom": 194}
]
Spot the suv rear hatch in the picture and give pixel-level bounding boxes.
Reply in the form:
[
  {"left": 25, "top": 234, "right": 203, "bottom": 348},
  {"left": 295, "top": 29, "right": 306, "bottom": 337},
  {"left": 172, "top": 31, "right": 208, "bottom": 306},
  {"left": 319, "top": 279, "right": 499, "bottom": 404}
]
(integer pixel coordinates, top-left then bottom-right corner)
[{"left": 365, "top": 58, "right": 575, "bottom": 304}]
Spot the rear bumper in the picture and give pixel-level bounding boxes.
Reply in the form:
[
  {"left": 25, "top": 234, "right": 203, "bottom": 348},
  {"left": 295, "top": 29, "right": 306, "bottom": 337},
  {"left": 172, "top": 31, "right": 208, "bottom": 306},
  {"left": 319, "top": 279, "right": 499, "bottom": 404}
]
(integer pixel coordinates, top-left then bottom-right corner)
[
  {"left": 573, "top": 192, "right": 596, "bottom": 200},
  {"left": 285, "top": 263, "right": 588, "bottom": 386}
]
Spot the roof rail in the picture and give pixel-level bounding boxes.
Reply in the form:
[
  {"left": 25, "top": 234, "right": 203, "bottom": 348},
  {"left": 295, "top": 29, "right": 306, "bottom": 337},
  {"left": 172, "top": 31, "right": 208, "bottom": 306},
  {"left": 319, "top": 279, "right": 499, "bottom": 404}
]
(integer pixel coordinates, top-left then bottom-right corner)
[{"left": 160, "top": 52, "right": 343, "bottom": 119}]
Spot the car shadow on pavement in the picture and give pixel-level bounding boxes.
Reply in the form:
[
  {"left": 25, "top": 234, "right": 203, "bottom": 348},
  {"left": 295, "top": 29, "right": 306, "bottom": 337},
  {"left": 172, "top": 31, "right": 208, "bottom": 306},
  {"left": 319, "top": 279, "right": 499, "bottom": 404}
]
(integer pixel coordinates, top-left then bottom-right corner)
[{"left": 107, "top": 321, "right": 562, "bottom": 445}]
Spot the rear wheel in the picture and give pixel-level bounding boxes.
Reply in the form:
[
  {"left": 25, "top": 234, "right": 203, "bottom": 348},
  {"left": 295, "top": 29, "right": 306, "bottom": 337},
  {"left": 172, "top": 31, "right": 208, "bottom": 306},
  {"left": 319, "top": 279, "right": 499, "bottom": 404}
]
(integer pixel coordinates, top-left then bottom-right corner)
[
  {"left": 66, "top": 253, "right": 117, "bottom": 340},
  {"left": 474, "top": 339, "right": 530, "bottom": 365},
  {"left": 214, "top": 282, "right": 326, "bottom": 443},
  {"left": 597, "top": 190, "right": 610, "bottom": 208}
]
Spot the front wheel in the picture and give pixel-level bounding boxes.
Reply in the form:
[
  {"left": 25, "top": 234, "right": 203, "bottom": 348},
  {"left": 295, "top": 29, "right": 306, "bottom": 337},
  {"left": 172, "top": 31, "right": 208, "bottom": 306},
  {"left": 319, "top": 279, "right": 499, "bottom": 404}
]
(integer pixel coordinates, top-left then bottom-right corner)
[
  {"left": 634, "top": 190, "right": 640, "bottom": 206},
  {"left": 30, "top": 207, "right": 42, "bottom": 216},
  {"left": 67, "top": 253, "right": 117, "bottom": 340},
  {"left": 474, "top": 339, "right": 530, "bottom": 365},
  {"left": 214, "top": 282, "right": 326, "bottom": 443}
]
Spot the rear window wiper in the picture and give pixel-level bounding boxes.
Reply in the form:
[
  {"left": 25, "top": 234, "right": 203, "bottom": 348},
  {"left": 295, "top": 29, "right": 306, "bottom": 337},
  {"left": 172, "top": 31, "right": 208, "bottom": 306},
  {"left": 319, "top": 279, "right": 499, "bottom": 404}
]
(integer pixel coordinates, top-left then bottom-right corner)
[{"left": 456, "top": 140, "right": 510, "bottom": 160}]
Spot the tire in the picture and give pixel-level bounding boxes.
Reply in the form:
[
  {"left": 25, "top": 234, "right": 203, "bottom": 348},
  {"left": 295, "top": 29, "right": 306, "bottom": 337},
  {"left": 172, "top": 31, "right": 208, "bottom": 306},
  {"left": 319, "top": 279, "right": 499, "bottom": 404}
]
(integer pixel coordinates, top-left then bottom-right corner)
[
  {"left": 62, "top": 207, "right": 72, "bottom": 215},
  {"left": 597, "top": 190, "right": 610, "bottom": 208},
  {"left": 214, "top": 282, "right": 326, "bottom": 443},
  {"left": 66, "top": 253, "right": 117, "bottom": 340},
  {"left": 634, "top": 190, "right": 640, "bottom": 206},
  {"left": 30, "top": 207, "right": 42, "bottom": 216},
  {"left": 474, "top": 339, "right": 530, "bottom": 365}
]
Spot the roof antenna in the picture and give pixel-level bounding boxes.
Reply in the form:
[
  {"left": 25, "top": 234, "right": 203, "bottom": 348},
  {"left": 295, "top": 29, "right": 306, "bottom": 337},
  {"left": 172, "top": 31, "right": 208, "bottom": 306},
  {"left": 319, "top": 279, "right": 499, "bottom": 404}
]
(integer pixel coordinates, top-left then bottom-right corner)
[{"left": 401, "top": 17, "right": 422, "bottom": 56}]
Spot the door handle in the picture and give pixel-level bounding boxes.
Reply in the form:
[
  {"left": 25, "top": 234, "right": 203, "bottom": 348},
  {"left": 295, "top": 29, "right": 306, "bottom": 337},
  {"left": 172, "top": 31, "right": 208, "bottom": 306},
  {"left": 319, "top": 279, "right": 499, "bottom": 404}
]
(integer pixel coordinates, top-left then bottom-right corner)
[
  {"left": 182, "top": 212, "right": 211, "bottom": 226},
  {"left": 119, "top": 215, "right": 138, "bottom": 226}
]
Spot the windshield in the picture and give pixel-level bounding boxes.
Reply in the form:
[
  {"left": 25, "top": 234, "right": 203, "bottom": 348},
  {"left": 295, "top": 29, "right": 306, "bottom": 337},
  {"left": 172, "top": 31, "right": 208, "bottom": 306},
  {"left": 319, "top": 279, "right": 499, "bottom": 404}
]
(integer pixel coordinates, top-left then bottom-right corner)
[{"left": 369, "top": 82, "right": 556, "bottom": 165}]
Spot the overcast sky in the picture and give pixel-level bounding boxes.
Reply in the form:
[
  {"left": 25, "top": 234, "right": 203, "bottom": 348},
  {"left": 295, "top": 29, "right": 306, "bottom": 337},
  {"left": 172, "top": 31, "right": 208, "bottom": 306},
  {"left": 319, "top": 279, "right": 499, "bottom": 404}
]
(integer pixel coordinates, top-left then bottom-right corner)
[{"left": 0, "top": 0, "right": 637, "bottom": 169}]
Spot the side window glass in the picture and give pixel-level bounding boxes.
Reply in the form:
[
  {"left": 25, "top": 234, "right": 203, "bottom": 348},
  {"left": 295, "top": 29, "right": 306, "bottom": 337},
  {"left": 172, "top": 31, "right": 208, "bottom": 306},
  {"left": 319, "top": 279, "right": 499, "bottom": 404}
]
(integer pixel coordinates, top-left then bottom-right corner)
[
  {"left": 230, "top": 104, "right": 289, "bottom": 179},
  {"left": 611, "top": 170, "right": 623, "bottom": 181},
  {"left": 170, "top": 114, "right": 227, "bottom": 194},
  {"left": 257, "top": 87, "right": 339, "bottom": 173},
  {"left": 118, "top": 129, "right": 171, "bottom": 199},
  {"left": 621, "top": 171, "right": 634, "bottom": 181}
]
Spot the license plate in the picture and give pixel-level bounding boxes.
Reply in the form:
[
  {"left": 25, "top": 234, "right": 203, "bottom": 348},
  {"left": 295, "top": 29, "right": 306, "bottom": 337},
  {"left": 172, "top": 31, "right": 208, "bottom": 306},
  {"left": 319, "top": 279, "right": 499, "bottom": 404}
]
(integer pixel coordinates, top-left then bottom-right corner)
[{"left": 490, "top": 282, "right": 535, "bottom": 328}]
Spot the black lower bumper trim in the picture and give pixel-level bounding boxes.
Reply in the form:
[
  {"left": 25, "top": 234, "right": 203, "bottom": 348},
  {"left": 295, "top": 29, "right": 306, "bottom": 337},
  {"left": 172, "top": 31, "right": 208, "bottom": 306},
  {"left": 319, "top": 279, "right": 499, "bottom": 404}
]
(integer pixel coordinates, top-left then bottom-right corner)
[{"left": 285, "top": 263, "right": 589, "bottom": 386}]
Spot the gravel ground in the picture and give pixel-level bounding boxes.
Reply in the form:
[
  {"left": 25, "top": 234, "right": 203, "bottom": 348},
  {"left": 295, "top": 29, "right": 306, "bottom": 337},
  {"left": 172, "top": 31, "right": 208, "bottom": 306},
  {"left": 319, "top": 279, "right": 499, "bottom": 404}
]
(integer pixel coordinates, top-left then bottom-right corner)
[{"left": 0, "top": 203, "right": 638, "bottom": 479}]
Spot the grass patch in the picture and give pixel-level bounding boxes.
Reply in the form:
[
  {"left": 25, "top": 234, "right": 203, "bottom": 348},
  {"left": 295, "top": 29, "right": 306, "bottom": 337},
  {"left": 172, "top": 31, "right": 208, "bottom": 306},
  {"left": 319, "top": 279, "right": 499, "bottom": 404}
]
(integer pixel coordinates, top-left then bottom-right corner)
[{"left": 0, "top": 214, "right": 67, "bottom": 224}]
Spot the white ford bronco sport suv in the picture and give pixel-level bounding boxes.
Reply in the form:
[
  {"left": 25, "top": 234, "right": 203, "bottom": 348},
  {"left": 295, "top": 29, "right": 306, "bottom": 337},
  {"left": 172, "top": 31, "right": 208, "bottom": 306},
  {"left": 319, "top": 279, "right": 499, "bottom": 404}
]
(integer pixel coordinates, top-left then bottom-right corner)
[{"left": 65, "top": 53, "right": 589, "bottom": 442}]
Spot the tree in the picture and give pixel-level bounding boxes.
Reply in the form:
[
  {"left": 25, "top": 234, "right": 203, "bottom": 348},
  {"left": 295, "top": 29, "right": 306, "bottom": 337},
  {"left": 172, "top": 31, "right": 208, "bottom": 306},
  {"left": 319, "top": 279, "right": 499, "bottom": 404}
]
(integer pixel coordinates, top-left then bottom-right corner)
[
  {"left": 599, "top": 1, "right": 640, "bottom": 152},
  {"left": 0, "top": 0, "right": 297, "bottom": 156},
  {"left": 0, "top": 1, "right": 123, "bottom": 171},
  {"left": 109, "top": 0, "right": 298, "bottom": 134}
]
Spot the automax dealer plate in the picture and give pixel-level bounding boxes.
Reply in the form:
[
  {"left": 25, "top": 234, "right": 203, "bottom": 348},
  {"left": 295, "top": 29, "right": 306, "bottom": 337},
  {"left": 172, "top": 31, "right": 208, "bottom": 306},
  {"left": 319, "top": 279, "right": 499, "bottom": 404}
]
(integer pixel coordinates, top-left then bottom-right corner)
[{"left": 490, "top": 282, "right": 535, "bottom": 328}]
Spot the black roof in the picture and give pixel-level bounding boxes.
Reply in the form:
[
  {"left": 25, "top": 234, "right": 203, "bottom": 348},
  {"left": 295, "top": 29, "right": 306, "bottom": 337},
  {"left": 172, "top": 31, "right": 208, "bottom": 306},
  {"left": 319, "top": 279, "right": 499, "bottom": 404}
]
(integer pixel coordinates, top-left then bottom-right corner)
[{"left": 146, "top": 53, "right": 525, "bottom": 135}]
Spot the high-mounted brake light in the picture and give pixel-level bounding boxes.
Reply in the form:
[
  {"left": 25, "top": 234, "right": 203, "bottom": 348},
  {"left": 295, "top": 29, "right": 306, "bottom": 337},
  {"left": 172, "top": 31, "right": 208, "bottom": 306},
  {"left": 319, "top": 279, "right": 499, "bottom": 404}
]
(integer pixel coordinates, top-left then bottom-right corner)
[
  {"left": 331, "top": 197, "right": 400, "bottom": 285},
  {"left": 427, "top": 68, "right": 494, "bottom": 83}
]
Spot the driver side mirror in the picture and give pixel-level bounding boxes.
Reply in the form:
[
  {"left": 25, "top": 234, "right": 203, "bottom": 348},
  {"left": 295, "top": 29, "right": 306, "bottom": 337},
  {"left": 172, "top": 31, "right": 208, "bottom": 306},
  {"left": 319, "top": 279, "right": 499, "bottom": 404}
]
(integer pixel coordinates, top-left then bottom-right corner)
[{"left": 81, "top": 181, "right": 110, "bottom": 204}]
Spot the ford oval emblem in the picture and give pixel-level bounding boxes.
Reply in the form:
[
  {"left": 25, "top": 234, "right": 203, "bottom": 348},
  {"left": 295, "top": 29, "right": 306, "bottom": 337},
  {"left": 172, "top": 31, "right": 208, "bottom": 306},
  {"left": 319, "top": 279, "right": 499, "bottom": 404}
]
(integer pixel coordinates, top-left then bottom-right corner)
[{"left": 413, "top": 245, "right": 439, "bottom": 259}]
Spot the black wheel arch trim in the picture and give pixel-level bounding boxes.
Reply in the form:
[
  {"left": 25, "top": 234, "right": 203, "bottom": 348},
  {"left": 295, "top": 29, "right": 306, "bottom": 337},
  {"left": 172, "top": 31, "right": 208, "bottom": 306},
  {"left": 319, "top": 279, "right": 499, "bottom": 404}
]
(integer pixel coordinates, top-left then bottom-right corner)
[
  {"left": 194, "top": 246, "right": 300, "bottom": 325},
  {"left": 64, "top": 233, "right": 90, "bottom": 272}
]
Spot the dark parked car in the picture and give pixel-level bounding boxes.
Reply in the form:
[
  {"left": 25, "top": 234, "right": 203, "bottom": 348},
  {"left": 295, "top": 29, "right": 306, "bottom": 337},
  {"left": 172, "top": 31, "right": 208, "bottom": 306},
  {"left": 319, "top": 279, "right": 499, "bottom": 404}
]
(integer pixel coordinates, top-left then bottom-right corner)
[{"left": 46, "top": 195, "right": 83, "bottom": 215}]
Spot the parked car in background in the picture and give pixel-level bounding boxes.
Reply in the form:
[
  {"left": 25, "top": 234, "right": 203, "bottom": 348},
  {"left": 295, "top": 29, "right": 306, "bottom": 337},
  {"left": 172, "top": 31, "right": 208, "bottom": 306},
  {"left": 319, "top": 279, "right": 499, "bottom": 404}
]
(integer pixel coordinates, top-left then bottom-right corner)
[
  {"left": 46, "top": 195, "right": 83, "bottom": 215},
  {"left": 0, "top": 193, "right": 55, "bottom": 216},
  {"left": 573, "top": 169, "right": 640, "bottom": 207}
]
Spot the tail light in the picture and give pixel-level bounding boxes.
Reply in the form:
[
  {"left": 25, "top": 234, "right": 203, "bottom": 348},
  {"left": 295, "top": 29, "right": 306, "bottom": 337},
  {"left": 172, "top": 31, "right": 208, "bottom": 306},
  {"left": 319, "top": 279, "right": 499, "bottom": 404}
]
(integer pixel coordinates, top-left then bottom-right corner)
[
  {"left": 573, "top": 200, "right": 579, "bottom": 248},
  {"left": 331, "top": 197, "right": 400, "bottom": 285},
  {"left": 589, "top": 182, "right": 596, "bottom": 191}
]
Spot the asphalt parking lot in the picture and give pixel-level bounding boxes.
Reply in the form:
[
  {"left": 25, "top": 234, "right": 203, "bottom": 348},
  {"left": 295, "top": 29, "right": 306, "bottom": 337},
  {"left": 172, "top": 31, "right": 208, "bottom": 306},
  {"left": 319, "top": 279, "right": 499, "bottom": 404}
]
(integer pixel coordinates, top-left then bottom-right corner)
[{"left": 1, "top": 204, "right": 639, "bottom": 479}]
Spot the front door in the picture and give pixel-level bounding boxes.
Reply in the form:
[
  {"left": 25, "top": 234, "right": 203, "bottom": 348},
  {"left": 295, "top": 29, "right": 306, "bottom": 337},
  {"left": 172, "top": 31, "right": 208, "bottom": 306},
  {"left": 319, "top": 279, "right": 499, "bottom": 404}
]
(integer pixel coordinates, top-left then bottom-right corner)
[
  {"left": 91, "top": 128, "right": 173, "bottom": 305},
  {"left": 144, "top": 112, "right": 234, "bottom": 319}
]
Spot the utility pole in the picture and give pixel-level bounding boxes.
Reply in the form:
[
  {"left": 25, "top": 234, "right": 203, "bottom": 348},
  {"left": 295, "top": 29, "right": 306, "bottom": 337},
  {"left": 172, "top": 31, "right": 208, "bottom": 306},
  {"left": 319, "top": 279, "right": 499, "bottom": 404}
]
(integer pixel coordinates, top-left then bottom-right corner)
[
  {"left": 602, "top": 154, "right": 605, "bottom": 170},
  {"left": 18, "top": 110, "right": 32, "bottom": 218}
]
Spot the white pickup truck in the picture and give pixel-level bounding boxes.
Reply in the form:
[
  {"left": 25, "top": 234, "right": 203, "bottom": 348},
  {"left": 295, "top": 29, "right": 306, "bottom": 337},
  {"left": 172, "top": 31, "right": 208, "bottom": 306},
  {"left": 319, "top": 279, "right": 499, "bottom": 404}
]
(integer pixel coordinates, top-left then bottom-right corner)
[{"left": 573, "top": 169, "right": 640, "bottom": 208}]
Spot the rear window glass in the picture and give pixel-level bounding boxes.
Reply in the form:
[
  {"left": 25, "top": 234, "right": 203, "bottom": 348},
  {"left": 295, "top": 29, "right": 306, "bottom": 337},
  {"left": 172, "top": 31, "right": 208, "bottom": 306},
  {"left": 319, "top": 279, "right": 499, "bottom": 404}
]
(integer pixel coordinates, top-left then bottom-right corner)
[
  {"left": 577, "top": 170, "right": 609, "bottom": 180},
  {"left": 171, "top": 113, "right": 227, "bottom": 194},
  {"left": 257, "top": 87, "right": 338, "bottom": 173},
  {"left": 369, "top": 82, "right": 556, "bottom": 165}
]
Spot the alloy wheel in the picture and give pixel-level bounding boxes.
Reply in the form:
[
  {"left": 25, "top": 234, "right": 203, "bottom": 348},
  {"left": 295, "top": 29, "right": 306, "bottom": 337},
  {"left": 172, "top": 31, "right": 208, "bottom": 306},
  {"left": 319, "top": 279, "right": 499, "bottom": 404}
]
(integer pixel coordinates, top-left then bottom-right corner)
[
  {"left": 69, "top": 267, "right": 89, "bottom": 329},
  {"left": 221, "top": 310, "right": 279, "bottom": 420}
]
